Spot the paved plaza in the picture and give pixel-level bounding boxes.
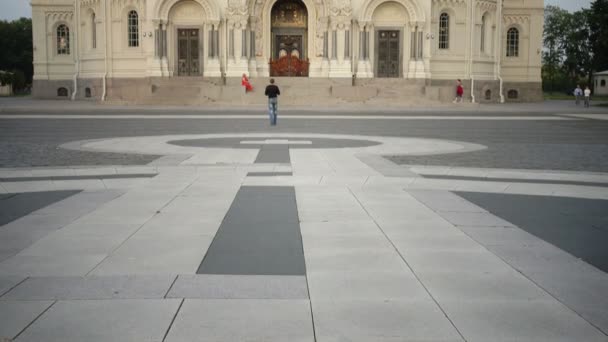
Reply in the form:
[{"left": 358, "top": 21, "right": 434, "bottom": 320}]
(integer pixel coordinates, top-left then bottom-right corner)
[{"left": 0, "top": 99, "right": 607, "bottom": 341}]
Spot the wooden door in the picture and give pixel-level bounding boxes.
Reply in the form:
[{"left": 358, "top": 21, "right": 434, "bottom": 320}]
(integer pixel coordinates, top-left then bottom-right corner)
[
  {"left": 177, "top": 29, "right": 200, "bottom": 76},
  {"left": 377, "top": 30, "right": 400, "bottom": 78}
]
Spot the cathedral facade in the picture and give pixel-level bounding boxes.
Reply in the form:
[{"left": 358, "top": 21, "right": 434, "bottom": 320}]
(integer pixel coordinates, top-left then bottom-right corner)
[{"left": 31, "top": 0, "right": 544, "bottom": 103}]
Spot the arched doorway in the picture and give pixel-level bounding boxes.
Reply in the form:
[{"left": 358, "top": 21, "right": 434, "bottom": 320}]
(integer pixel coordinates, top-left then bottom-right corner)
[
  {"left": 372, "top": 1, "right": 409, "bottom": 78},
  {"left": 269, "top": 0, "right": 309, "bottom": 76},
  {"left": 168, "top": 0, "right": 205, "bottom": 76}
]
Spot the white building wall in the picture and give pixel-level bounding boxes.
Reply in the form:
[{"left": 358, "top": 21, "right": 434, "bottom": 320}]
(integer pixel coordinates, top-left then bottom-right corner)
[{"left": 31, "top": 0, "right": 544, "bottom": 101}]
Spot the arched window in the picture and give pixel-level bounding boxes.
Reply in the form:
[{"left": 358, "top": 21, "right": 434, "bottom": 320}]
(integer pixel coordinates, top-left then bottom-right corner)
[
  {"left": 439, "top": 13, "right": 449, "bottom": 50},
  {"left": 507, "top": 89, "right": 519, "bottom": 99},
  {"left": 506, "top": 27, "right": 519, "bottom": 57},
  {"left": 85, "top": 87, "right": 92, "bottom": 98},
  {"left": 480, "top": 14, "right": 487, "bottom": 53},
  {"left": 56, "top": 24, "right": 70, "bottom": 55},
  {"left": 127, "top": 10, "right": 139, "bottom": 47},
  {"left": 602, "top": 79, "right": 606, "bottom": 87},
  {"left": 485, "top": 89, "right": 492, "bottom": 100},
  {"left": 91, "top": 13, "right": 97, "bottom": 49}
]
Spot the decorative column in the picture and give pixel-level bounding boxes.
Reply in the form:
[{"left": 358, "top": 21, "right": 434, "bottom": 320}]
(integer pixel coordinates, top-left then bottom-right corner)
[
  {"left": 356, "top": 21, "right": 373, "bottom": 78},
  {"left": 205, "top": 21, "right": 222, "bottom": 77},
  {"left": 225, "top": 5, "right": 249, "bottom": 77},
  {"left": 317, "top": 16, "right": 330, "bottom": 77},
  {"left": 408, "top": 22, "right": 426, "bottom": 79},
  {"left": 328, "top": 7, "right": 353, "bottom": 78},
  {"left": 148, "top": 19, "right": 167, "bottom": 77},
  {"left": 248, "top": 16, "right": 258, "bottom": 76}
]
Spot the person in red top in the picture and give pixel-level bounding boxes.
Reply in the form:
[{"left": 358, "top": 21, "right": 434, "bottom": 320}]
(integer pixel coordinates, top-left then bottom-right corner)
[
  {"left": 242, "top": 73, "right": 253, "bottom": 92},
  {"left": 453, "top": 79, "right": 464, "bottom": 103}
]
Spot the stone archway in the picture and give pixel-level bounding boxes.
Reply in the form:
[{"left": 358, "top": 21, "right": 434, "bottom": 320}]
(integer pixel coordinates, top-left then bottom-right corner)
[
  {"left": 359, "top": 0, "right": 423, "bottom": 23},
  {"left": 269, "top": 0, "right": 309, "bottom": 76},
  {"left": 169, "top": 1, "right": 205, "bottom": 76},
  {"left": 248, "top": 0, "right": 327, "bottom": 76},
  {"left": 156, "top": 0, "right": 220, "bottom": 21},
  {"left": 155, "top": 0, "right": 222, "bottom": 77}
]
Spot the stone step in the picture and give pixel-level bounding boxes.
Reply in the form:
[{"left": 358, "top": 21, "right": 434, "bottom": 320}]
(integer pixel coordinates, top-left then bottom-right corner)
[{"left": 139, "top": 77, "right": 436, "bottom": 106}]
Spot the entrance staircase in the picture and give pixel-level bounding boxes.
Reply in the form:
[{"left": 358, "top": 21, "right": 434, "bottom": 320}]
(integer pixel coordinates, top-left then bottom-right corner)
[{"left": 132, "top": 76, "right": 441, "bottom": 107}]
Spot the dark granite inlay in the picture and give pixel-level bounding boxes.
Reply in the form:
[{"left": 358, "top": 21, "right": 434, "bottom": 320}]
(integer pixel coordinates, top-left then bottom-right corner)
[
  {"left": 0, "top": 190, "right": 81, "bottom": 226},
  {"left": 423, "top": 175, "right": 608, "bottom": 188},
  {"left": 0, "top": 173, "right": 157, "bottom": 182},
  {"left": 456, "top": 192, "right": 608, "bottom": 273},
  {"left": 247, "top": 172, "right": 293, "bottom": 177},
  {"left": 254, "top": 145, "right": 291, "bottom": 164},
  {"left": 197, "top": 186, "right": 305, "bottom": 276}
]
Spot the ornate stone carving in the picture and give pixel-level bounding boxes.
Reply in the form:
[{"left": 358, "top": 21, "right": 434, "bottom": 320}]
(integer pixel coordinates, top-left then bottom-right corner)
[
  {"left": 227, "top": 4, "right": 249, "bottom": 29},
  {"left": 432, "top": 0, "right": 466, "bottom": 7},
  {"left": 503, "top": 15, "right": 530, "bottom": 25},
  {"left": 476, "top": 0, "right": 497, "bottom": 11},
  {"left": 45, "top": 11, "right": 74, "bottom": 21},
  {"left": 329, "top": 0, "right": 352, "bottom": 30}
]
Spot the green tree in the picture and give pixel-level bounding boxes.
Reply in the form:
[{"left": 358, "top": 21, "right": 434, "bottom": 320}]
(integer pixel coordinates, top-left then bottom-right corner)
[
  {"left": 543, "top": 6, "right": 569, "bottom": 93},
  {"left": 589, "top": 0, "right": 608, "bottom": 77},
  {"left": 562, "top": 10, "right": 593, "bottom": 86},
  {"left": 0, "top": 18, "right": 33, "bottom": 92}
]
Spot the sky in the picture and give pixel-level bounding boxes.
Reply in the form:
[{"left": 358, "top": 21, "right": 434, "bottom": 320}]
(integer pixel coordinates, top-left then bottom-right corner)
[{"left": 0, "top": 0, "right": 597, "bottom": 20}]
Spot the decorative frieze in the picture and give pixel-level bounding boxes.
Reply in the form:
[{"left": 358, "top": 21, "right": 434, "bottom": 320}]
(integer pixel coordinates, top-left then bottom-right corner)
[
  {"left": 226, "top": 0, "right": 249, "bottom": 29},
  {"left": 432, "top": 0, "right": 466, "bottom": 8},
  {"left": 329, "top": 0, "right": 352, "bottom": 30},
  {"left": 476, "top": 0, "right": 497, "bottom": 11},
  {"left": 45, "top": 11, "right": 74, "bottom": 21},
  {"left": 503, "top": 15, "right": 530, "bottom": 25}
]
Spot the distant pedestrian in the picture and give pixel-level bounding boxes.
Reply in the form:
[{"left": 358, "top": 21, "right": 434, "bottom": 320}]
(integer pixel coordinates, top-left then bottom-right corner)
[
  {"left": 264, "top": 78, "right": 280, "bottom": 126},
  {"left": 574, "top": 85, "right": 583, "bottom": 105},
  {"left": 584, "top": 86, "right": 591, "bottom": 108},
  {"left": 453, "top": 79, "right": 464, "bottom": 103},
  {"left": 242, "top": 73, "right": 253, "bottom": 92}
]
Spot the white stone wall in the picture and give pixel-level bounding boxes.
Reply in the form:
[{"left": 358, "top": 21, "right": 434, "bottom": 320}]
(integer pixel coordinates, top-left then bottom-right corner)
[{"left": 32, "top": 0, "right": 544, "bottom": 98}]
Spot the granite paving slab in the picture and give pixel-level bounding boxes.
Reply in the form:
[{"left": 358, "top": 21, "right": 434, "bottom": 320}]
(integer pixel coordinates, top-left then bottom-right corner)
[
  {"left": 1, "top": 275, "right": 176, "bottom": 300},
  {"left": 312, "top": 299, "right": 463, "bottom": 342},
  {"left": 0, "top": 190, "right": 80, "bottom": 226},
  {"left": 0, "top": 300, "right": 54, "bottom": 341},
  {"left": 165, "top": 299, "right": 314, "bottom": 342},
  {"left": 439, "top": 299, "right": 607, "bottom": 342},
  {"left": 15, "top": 299, "right": 181, "bottom": 342},
  {"left": 166, "top": 274, "right": 309, "bottom": 299}
]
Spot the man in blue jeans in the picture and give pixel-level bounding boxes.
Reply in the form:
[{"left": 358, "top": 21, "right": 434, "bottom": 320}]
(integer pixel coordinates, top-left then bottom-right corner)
[{"left": 264, "top": 78, "right": 281, "bottom": 126}]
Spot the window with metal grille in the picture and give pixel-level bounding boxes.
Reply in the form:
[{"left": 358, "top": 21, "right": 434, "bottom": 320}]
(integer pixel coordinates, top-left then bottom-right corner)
[
  {"left": 57, "top": 87, "right": 68, "bottom": 97},
  {"left": 57, "top": 24, "right": 70, "bottom": 55},
  {"left": 506, "top": 27, "right": 519, "bottom": 57},
  {"left": 128, "top": 10, "right": 139, "bottom": 47},
  {"left": 439, "top": 13, "right": 449, "bottom": 49},
  {"left": 91, "top": 13, "right": 97, "bottom": 49}
]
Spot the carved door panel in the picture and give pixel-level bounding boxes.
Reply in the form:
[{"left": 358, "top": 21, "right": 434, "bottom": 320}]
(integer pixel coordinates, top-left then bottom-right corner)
[
  {"left": 377, "top": 30, "right": 400, "bottom": 78},
  {"left": 275, "top": 35, "right": 303, "bottom": 60},
  {"left": 178, "top": 29, "right": 200, "bottom": 76},
  {"left": 270, "top": 34, "right": 308, "bottom": 77}
]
